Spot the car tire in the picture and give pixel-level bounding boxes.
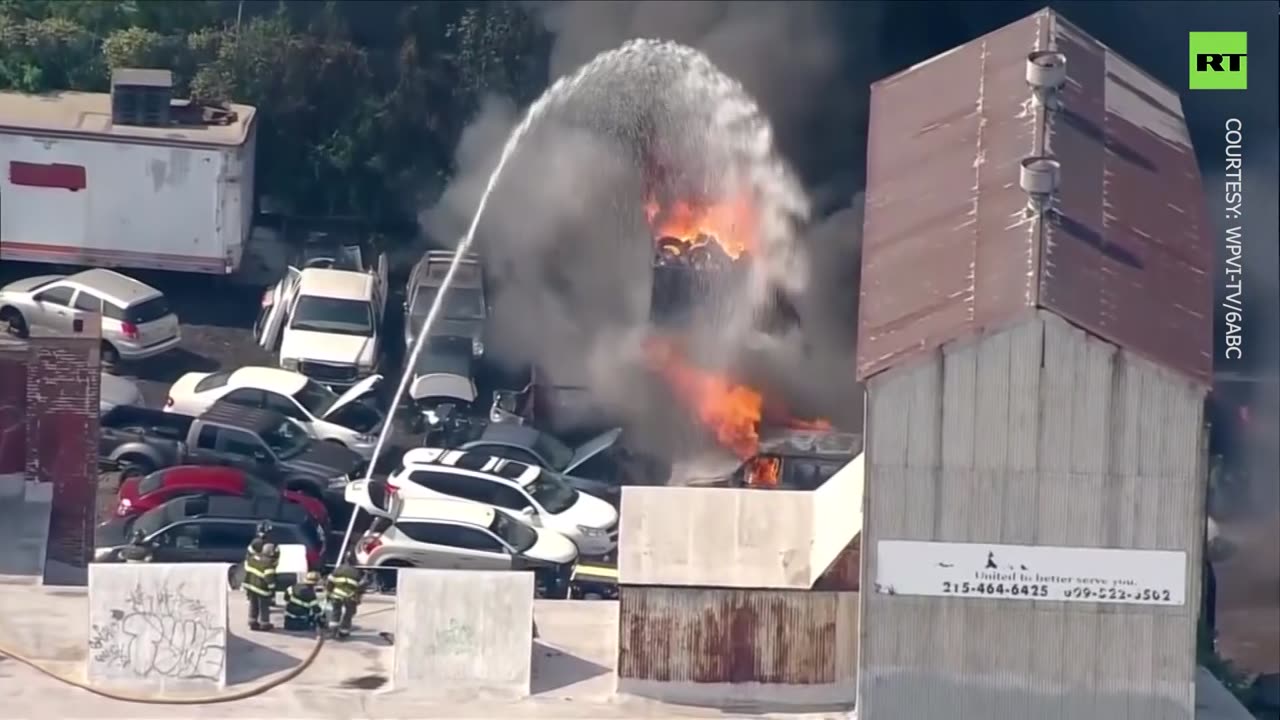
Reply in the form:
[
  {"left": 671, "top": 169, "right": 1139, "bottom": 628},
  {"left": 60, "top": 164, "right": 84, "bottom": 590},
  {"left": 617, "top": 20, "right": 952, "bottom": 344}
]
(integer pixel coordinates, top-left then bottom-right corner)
[
  {"left": 1, "top": 308, "right": 28, "bottom": 338},
  {"left": 116, "top": 454, "right": 155, "bottom": 476},
  {"left": 100, "top": 341, "right": 120, "bottom": 367},
  {"left": 323, "top": 439, "right": 348, "bottom": 449}
]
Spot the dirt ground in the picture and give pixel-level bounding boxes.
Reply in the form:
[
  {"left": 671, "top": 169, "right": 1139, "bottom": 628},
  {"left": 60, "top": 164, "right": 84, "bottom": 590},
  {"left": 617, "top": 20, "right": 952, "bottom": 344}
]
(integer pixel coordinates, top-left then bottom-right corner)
[{"left": 1216, "top": 511, "right": 1280, "bottom": 676}]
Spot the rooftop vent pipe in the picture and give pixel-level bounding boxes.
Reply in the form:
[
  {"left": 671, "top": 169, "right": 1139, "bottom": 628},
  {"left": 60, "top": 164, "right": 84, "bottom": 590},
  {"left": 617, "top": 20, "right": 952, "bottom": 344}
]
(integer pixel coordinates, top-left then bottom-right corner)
[
  {"left": 1020, "top": 156, "right": 1060, "bottom": 216},
  {"left": 1026, "top": 51, "right": 1067, "bottom": 110}
]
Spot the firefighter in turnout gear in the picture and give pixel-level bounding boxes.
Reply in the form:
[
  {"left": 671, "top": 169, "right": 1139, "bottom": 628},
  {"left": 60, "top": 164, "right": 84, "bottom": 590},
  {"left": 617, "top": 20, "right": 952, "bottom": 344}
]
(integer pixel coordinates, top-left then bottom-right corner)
[
  {"left": 243, "top": 542, "right": 279, "bottom": 632},
  {"left": 325, "top": 558, "right": 364, "bottom": 639},
  {"left": 283, "top": 571, "right": 325, "bottom": 632},
  {"left": 119, "top": 529, "right": 154, "bottom": 563}
]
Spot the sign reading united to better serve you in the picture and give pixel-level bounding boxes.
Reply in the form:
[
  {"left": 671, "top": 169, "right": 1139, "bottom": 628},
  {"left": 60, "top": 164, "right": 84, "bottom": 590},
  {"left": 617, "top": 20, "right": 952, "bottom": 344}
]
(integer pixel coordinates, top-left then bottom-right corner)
[{"left": 874, "top": 540, "right": 1187, "bottom": 606}]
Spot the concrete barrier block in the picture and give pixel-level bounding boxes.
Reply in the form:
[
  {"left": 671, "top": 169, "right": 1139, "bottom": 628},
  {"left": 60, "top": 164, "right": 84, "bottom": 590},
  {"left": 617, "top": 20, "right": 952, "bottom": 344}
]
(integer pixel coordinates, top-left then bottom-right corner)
[
  {"left": 87, "top": 563, "right": 229, "bottom": 693},
  {"left": 393, "top": 569, "right": 535, "bottom": 698}
]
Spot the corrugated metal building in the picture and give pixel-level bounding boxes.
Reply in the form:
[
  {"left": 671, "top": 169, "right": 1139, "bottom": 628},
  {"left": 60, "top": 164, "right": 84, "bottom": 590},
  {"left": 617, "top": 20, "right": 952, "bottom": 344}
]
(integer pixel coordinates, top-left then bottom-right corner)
[
  {"left": 855, "top": 9, "right": 1211, "bottom": 720},
  {"left": 615, "top": 454, "right": 864, "bottom": 706}
]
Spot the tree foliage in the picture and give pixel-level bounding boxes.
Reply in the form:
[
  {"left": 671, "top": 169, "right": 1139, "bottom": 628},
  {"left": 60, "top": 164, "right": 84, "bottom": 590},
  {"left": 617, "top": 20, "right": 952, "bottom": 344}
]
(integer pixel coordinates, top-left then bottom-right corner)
[{"left": 0, "top": 0, "right": 546, "bottom": 233}]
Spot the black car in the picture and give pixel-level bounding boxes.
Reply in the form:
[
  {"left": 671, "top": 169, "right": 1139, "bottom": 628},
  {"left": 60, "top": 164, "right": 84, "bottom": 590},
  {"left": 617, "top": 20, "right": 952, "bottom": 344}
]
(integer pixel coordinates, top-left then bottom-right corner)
[{"left": 95, "top": 494, "right": 326, "bottom": 583}]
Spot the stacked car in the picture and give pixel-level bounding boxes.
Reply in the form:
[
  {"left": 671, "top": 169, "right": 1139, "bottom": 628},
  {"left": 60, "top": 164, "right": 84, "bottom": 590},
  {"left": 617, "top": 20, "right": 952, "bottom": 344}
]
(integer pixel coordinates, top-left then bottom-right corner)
[{"left": 1, "top": 249, "right": 635, "bottom": 598}]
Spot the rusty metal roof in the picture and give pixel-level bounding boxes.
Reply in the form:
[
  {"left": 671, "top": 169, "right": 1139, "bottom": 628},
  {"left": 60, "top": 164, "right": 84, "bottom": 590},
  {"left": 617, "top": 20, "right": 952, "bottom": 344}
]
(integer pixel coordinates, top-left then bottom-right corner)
[{"left": 856, "top": 9, "right": 1212, "bottom": 385}]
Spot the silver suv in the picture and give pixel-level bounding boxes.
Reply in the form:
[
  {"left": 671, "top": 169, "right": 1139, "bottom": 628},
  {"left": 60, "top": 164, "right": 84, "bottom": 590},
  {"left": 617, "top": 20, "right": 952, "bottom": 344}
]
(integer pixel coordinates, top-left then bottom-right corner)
[{"left": 0, "top": 269, "right": 181, "bottom": 364}]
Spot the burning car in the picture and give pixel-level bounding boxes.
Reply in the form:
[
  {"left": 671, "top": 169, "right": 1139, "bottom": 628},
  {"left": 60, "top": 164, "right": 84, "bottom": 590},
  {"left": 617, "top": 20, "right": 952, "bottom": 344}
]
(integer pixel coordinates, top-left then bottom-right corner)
[{"left": 733, "top": 428, "right": 862, "bottom": 490}]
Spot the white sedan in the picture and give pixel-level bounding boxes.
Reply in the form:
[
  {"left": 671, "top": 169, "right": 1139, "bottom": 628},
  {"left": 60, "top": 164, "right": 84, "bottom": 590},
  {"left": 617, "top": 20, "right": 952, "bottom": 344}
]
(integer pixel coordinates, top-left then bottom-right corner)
[{"left": 165, "top": 366, "right": 384, "bottom": 459}]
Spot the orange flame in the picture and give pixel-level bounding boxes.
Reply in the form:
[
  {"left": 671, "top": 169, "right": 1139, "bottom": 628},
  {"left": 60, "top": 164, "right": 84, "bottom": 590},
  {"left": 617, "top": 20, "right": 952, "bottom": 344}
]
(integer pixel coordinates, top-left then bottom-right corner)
[
  {"left": 643, "top": 336, "right": 763, "bottom": 458},
  {"left": 645, "top": 194, "right": 758, "bottom": 259},
  {"left": 746, "top": 456, "right": 781, "bottom": 488},
  {"left": 643, "top": 336, "right": 836, "bottom": 460}
]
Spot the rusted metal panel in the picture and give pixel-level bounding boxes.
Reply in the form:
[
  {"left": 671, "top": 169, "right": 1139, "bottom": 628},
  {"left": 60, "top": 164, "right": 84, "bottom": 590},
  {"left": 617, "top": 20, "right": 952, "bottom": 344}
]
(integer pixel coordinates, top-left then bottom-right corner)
[
  {"left": 618, "top": 586, "right": 857, "bottom": 685},
  {"left": 1041, "top": 17, "right": 1212, "bottom": 386},
  {"left": 812, "top": 533, "right": 861, "bottom": 591},
  {"left": 857, "top": 13, "right": 1046, "bottom": 381},
  {"left": 857, "top": 9, "right": 1212, "bottom": 388}
]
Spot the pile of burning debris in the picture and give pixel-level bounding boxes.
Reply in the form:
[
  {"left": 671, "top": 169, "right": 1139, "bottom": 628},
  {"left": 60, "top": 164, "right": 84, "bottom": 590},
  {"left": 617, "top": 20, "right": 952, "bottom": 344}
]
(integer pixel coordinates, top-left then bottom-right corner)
[{"left": 640, "top": 193, "right": 853, "bottom": 490}]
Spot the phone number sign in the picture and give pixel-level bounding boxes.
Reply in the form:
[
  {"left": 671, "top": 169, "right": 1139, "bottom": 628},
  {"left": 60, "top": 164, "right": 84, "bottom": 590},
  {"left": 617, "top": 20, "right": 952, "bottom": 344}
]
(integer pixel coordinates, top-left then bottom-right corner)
[{"left": 874, "top": 540, "right": 1187, "bottom": 606}]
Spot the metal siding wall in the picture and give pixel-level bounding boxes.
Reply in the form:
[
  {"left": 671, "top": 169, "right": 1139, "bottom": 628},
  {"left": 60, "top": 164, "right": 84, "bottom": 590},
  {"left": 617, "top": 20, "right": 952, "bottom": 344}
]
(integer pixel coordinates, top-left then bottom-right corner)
[
  {"left": 858, "top": 313, "right": 1206, "bottom": 720},
  {"left": 618, "top": 586, "right": 858, "bottom": 686}
]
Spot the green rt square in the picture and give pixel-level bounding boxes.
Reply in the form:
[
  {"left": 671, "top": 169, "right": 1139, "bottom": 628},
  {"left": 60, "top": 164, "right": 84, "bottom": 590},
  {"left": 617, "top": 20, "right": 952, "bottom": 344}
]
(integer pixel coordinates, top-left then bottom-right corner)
[{"left": 1190, "top": 32, "right": 1247, "bottom": 90}]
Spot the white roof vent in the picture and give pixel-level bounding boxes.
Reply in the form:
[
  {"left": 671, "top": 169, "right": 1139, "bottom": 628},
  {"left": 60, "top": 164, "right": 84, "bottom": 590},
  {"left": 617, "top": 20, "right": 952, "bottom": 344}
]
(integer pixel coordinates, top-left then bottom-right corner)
[
  {"left": 1026, "top": 51, "right": 1067, "bottom": 109},
  {"left": 1020, "top": 156, "right": 1060, "bottom": 216}
]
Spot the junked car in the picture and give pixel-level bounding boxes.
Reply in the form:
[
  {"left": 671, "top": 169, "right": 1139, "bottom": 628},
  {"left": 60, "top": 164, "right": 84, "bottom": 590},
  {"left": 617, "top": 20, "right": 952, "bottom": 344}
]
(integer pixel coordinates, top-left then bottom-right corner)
[
  {"left": 114, "top": 464, "right": 330, "bottom": 528},
  {"left": 100, "top": 372, "right": 144, "bottom": 416},
  {"left": 255, "top": 236, "right": 388, "bottom": 388},
  {"left": 345, "top": 479, "right": 577, "bottom": 596},
  {"left": 407, "top": 344, "right": 478, "bottom": 443},
  {"left": 393, "top": 447, "right": 619, "bottom": 557},
  {"left": 460, "top": 423, "right": 624, "bottom": 489},
  {"left": 99, "top": 403, "right": 364, "bottom": 508},
  {"left": 165, "top": 366, "right": 384, "bottom": 459},
  {"left": 0, "top": 268, "right": 181, "bottom": 364},
  {"left": 404, "top": 250, "right": 487, "bottom": 359},
  {"left": 94, "top": 495, "right": 326, "bottom": 579}
]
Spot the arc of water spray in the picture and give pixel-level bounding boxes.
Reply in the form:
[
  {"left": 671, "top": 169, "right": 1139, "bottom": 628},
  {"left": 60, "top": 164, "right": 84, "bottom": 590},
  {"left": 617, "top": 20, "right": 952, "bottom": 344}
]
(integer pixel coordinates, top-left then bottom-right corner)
[
  {"left": 333, "top": 50, "right": 611, "bottom": 564},
  {"left": 335, "top": 38, "right": 810, "bottom": 563}
]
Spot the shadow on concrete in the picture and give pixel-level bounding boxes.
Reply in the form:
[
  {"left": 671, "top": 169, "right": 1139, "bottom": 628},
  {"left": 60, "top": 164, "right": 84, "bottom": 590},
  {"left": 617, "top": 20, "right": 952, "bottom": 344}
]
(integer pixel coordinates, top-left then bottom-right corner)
[
  {"left": 530, "top": 640, "right": 610, "bottom": 696},
  {"left": 225, "top": 633, "right": 302, "bottom": 685}
]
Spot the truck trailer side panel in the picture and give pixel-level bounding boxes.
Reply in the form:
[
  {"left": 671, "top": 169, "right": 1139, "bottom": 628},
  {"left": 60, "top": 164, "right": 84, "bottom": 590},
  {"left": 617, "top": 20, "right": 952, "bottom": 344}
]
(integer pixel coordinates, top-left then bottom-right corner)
[{"left": 0, "top": 133, "right": 250, "bottom": 274}]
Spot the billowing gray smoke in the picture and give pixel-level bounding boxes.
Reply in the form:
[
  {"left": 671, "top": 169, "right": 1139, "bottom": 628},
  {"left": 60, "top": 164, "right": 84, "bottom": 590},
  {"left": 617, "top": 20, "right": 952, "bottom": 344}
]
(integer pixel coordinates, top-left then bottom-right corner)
[{"left": 423, "top": 2, "right": 867, "bottom": 457}]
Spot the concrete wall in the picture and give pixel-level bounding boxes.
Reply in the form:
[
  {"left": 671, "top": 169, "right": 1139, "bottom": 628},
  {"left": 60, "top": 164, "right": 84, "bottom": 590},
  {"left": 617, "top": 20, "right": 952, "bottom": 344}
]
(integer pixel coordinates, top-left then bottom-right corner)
[
  {"left": 618, "top": 585, "right": 859, "bottom": 707},
  {"left": 811, "top": 452, "right": 866, "bottom": 577},
  {"left": 857, "top": 312, "right": 1208, "bottom": 720},
  {"left": 393, "top": 569, "right": 534, "bottom": 699},
  {"left": 619, "top": 485, "right": 814, "bottom": 589},
  {"left": 619, "top": 458, "right": 865, "bottom": 590},
  {"left": 87, "top": 563, "right": 229, "bottom": 692}
]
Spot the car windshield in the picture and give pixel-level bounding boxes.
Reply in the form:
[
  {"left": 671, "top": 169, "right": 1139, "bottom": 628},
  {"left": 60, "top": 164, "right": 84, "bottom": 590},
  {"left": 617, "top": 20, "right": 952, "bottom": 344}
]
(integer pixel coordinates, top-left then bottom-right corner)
[
  {"left": 290, "top": 295, "right": 374, "bottom": 336},
  {"left": 294, "top": 380, "right": 340, "bottom": 417},
  {"left": 489, "top": 511, "right": 538, "bottom": 554},
  {"left": 522, "top": 473, "right": 578, "bottom": 515},
  {"left": 262, "top": 419, "right": 311, "bottom": 459},
  {"left": 532, "top": 434, "right": 574, "bottom": 472},
  {"left": 411, "top": 286, "right": 485, "bottom": 321}
]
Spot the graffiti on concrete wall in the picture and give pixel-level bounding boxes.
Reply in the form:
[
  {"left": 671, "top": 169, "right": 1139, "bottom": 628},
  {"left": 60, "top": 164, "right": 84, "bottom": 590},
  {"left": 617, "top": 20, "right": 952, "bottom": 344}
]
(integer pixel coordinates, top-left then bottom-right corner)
[
  {"left": 89, "top": 581, "right": 226, "bottom": 681},
  {"left": 430, "top": 618, "right": 477, "bottom": 657}
]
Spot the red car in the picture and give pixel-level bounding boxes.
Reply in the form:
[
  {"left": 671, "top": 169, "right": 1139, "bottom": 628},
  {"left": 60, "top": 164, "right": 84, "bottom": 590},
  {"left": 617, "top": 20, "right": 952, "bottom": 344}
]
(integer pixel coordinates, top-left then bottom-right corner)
[{"left": 116, "top": 465, "right": 330, "bottom": 528}]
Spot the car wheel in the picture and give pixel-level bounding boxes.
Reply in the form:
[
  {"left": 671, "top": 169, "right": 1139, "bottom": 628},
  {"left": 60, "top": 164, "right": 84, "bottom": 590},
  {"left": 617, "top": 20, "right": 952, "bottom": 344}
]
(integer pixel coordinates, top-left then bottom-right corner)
[
  {"left": 1, "top": 308, "right": 28, "bottom": 338},
  {"left": 100, "top": 341, "right": 120, "bottom": 367},
  {"left": 323, "top": 438, "right": 348, "bottom": 449},
  {"left": 116, "top": 454, "right": 155, "bottom": 476}
]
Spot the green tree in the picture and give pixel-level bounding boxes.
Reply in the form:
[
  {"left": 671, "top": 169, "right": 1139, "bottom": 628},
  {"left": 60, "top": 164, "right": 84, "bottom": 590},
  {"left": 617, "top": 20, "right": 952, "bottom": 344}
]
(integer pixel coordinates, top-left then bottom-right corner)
[{"left": 0, "top": 0, "right": 550, "bottom": 236}]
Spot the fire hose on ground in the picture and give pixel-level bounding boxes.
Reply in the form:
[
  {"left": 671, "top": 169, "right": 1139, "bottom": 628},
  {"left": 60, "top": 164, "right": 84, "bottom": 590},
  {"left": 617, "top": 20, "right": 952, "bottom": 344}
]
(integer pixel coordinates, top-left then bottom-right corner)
[{"left": 0, "top": 627, "right": 326, "bottom": 704}]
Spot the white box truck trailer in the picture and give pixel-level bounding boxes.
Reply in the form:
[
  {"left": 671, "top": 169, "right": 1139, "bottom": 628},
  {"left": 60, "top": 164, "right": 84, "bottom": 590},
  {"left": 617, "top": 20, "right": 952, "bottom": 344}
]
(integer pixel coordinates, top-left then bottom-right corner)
[{"left": 0, "top": 69, "right": 257, "bottom": 275}]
